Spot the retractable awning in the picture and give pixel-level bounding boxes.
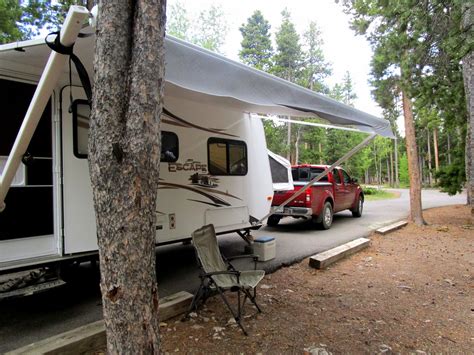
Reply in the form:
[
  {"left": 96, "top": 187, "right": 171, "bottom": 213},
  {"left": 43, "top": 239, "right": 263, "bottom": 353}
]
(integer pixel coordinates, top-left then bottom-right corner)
[{"left": 0, "top": 31, "right": 393, "bottom": 138}]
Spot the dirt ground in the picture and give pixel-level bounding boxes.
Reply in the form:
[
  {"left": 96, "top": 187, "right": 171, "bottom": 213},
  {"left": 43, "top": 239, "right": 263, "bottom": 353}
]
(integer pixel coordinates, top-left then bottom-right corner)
[{"left": 159, "top": 205, "right": 473, "bottom": 354}]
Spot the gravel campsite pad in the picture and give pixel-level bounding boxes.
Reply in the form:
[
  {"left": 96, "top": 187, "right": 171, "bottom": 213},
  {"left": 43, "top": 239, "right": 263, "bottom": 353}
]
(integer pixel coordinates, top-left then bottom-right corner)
[{"left": 160, "top": 205, "right": 473, "bottom": 353}]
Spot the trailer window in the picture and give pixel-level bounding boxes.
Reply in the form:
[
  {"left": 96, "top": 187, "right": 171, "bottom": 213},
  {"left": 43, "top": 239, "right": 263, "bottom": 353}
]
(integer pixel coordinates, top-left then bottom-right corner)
[
  {"left": 161, "top": 132, "right": 179, "bottom": 162},
  {"left": 208, "top": 138, "right": 247, "bottom": 175},
  {"left": 72, "top": 100, "right": 90, "bottom": 158},
  {"left": 72, "top": 100, "right": 179, "bottom": 162},
  {"left": 269, "top": 156, "right": 288, "bottom": 183}
]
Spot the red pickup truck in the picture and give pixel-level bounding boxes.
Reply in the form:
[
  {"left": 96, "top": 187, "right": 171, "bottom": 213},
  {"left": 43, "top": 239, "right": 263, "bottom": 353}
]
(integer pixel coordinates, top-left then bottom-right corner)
[{"left": 269, "top": 165, "right": 364, "bottom": 229}]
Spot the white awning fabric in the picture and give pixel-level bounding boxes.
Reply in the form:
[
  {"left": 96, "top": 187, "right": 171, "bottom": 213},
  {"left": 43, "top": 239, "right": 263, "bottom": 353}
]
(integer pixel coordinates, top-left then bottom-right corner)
[{"left": 0, "top": 33, "right": 394, "bottom": 137}]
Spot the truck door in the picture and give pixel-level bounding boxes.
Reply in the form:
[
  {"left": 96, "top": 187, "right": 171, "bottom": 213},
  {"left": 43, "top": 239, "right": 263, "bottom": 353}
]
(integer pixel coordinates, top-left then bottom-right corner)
[
  {"left": 341, "top": 169, "right": 355, "bottom": 209},
  {"left": 332, "top": 168, "right": 345, "bottom": 212}
]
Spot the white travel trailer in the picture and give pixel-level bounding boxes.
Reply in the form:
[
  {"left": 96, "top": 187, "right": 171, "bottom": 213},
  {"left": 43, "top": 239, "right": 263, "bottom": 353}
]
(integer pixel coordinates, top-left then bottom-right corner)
[{"left": 0, "top": 7, "right": 392, "bottom": 297}]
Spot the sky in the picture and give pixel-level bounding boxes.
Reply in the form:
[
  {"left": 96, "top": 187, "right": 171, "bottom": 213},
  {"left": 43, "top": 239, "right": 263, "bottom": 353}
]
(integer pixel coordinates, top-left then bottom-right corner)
[{"left": 167, "top": 0, "right": 383, "bottom": 120}]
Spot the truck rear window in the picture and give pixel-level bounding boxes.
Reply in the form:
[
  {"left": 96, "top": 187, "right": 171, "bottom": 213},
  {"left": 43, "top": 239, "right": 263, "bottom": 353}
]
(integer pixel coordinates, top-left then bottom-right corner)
[{"left": 291, "top": 167, "right": 328, "bottom": 182}]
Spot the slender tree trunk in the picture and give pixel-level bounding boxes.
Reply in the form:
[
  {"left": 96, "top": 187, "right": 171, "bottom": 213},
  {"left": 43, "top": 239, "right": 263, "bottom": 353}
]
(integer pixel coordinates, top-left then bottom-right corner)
[
  {"left": 295, "top": 126, "right": 302, "bottom": 164},
  {"left": 402, "top": 90, "right": 425, "bottom": 225},
  {"left": 373, "top": 141, "right": 379, "bottom": 186},
  {"left": 390, "top": 151, "right": 394, "bottom": 187},
  {"left": 386, "top": 158, "right": 391, "bottom": 186},
  {"left": 433, "top": 127, "right": 439, "bottom": 174},
  {"left": 447, "top": 132, "right": 452, "bottom": 165},
  {"left": 418, "top": 145, "right": 423, "bottom": 183},
  {"left": 394, "top": 136, "right": 399, "bottom": 187},
  {"left": 89, "top": 0, "right": 166, "bottom": 352},
  {"left": 379, "top": 160, "right": 383, "bottom": 185},
  {"left": 318, "top": 142, "right": 323, "bottom": 164},
  {"left": 287, "top": 117, "right": 291, "bottom": 162},
  {"left": 427, "top": 128, "right": 433, "bottom": 186}
]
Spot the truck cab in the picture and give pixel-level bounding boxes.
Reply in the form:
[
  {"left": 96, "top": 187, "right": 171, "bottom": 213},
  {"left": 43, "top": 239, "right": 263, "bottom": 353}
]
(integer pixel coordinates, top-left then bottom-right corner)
[{"left": 269, "top": 165, "right": 364, "bottom": 229}]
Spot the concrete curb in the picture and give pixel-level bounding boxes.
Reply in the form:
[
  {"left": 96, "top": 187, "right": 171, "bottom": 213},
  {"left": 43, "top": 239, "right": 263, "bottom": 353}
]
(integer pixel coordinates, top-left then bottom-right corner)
[
  {"left": 8, "top": 291, "right": 193, "bottom": 355},
  {"left": 309, "top": 237, "right": 371, "bottom": 269},
  {"left": 376, "top": 220, "right": 408, "bottom": 235}
]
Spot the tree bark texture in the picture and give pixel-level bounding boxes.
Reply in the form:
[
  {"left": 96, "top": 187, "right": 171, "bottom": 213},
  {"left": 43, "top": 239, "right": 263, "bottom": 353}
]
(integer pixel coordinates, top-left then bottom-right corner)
[
  {"left": 88, "top": 0, "right": 166, "bottom": 353},
  {"left": 462, "top": 50, "right": 473, "bottom": 210},
  {"left": 402, "top": 91, "right": 425, "bottom": 225},
  {"left": 462, "top": 0, "right": 473, "bottom": 211},
  {"left": 287, "top": 117, "right": 292, "bottom": 162},
  {"left": 433, "top": 127, "right": 439, "bottom": 173},
  {"left": 394, "top": 136, "right": 399, "bottom": 187},
  {"left": 427, "top": 129, "right": 433, "bottom": 186}
]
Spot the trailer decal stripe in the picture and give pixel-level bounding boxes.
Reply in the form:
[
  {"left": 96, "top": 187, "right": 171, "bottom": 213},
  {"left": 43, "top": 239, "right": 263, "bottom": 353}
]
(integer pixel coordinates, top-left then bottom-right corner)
[
  {"left": 162, "top": 107, "right": 238, "bottom": 138},
  {"left": 159, "top": 181, "right": 231, "bottom": 206}
]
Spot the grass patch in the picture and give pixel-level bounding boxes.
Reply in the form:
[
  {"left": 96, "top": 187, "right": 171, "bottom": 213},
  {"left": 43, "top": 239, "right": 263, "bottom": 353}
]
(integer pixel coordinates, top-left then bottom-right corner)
[{"left": 364, "top": 187, "right": 400, "bottom": 201}]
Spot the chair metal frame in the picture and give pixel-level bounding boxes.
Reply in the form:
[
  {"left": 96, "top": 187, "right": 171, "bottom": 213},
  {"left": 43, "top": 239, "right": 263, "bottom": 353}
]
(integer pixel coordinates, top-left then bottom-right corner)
[{"left": 186, "top": 225, "right": 264, "bottom": 335}]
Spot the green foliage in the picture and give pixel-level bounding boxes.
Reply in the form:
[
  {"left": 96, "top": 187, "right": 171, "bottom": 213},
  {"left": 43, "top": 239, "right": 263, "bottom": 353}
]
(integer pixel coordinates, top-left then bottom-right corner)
[
  {"left": 167, "top": 1, "right": 190, "bottom": 40},
  {"left": 399, "top": 153, "right": 409, "bottom": 185},
  {"left": 0, "top": 0, "right": 22, "bottom": 43},
  {"left": 272, "top": 9, "right": 303, "bottom": 81},
  {"left": 435, "top": 159, "right": 466, "bottom": 195},
  {"left": 330, "top": 71, "right": 357, "bottom": 106},
  {"left": 299, "top": 21, "right": 332, "bottom": 93},
  {"left": 239, "top": 10, "right": 273, "bottom": 71},
  {"left": 363, "top": 186, "right": 377, "bottom": 195},
  {"left": 192, "top": 4, "right": 228, "bottom": 53},
  {"left": 0, "top": 0, "right": 85, "bottom": 43},
  {"left": 263, "top": 120, "right": 288, "bottom": 157},
  {"left": 340, "top": 0, "right": 470, "bottom": 194},
  {"left": 166, "top": 3, "right": 228, "bottom": 53}
]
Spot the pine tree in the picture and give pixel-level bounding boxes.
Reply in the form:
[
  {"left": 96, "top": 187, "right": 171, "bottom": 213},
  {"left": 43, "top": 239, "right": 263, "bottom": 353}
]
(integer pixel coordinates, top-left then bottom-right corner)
[
  {"left": 272, "top": 9, "right": 303, "bottom": 82},
  {"left": 239, "top": 10, "right": 273, "bottom": 71},
  {"left": 299, "top": 21, "right": 331, "bottom": 93}
]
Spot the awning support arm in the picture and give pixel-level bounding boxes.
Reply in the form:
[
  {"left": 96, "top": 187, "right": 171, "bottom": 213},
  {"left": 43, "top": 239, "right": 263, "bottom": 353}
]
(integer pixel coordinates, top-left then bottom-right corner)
[
  {"left": 0, "top": 6, "right": 89, "bottom": 212},
  {"left": 255, "top": 132, "right": 377, "bottom": 225}
]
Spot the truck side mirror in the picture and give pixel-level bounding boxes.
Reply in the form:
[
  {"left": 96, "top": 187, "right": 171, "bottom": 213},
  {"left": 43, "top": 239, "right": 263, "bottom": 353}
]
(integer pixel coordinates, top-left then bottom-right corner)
[{"left": 351, "top": 178, "right": 358, "bottom": 183}]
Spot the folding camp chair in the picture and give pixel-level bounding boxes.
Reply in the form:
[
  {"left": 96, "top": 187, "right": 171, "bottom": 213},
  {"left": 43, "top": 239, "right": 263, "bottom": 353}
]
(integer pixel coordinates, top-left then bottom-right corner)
[{"left": 186, "top": 224, "right": 265, "bottom": 335}]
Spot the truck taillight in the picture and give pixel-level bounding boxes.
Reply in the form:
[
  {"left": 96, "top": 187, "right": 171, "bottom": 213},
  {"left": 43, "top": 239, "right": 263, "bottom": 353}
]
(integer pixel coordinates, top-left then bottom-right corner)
[{"left": 305, "top": 189, "right": 311, "bottom": 206}]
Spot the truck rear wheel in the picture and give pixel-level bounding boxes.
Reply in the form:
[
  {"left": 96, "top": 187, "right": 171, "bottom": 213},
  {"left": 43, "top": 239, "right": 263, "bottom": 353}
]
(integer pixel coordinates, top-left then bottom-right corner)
[
  {"left": 352, "top": 196, "right": 363, "bottom": 218},
  {"left": 314, "top": 201, "right": 333, "bottom": 230},
  {"left": 267, "top": 215, "right": 281, "bottom": 226}
]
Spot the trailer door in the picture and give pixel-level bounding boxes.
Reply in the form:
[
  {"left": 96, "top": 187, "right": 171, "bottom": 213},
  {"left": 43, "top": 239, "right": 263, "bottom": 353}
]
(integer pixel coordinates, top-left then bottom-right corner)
[
  {"left": 61, "top": 87, "right": 97, "bottom": 254},
  {"left": 0, "top": 79, "right": 57, "bottom": 263}
]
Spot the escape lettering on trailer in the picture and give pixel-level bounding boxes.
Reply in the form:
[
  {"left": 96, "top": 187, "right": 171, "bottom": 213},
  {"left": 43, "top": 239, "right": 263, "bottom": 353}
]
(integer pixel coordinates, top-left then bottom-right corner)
[{"left": 168, "top": 159, "right": 207, "bottom": 173}]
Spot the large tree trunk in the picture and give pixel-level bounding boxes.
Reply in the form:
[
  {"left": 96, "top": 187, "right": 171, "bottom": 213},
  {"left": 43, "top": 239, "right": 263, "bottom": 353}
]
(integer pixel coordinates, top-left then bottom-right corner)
[
  {"left": 462, "top": 3, "right": 473, "bottom": 212},
  {"left": 88, "top": 0, "right": 166, "bottom": 352},
  {"left": 402, "top": 91, "right": 425, "bottom": 225}
]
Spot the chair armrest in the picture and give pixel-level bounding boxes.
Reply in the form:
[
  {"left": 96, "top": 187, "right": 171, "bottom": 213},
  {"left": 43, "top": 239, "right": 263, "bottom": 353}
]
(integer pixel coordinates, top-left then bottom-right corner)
[
  {"left": 226, "top": 254, "right": 258, "bottom": 270},
  {"left": 203, "top": 270, "right": 240, "bottom": 277},
  {"left": 227, "top": 254, "right": 258, "bottom": 261},
  {"left": 202, "top": 270, "right": 241, "bottom": 284}
]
